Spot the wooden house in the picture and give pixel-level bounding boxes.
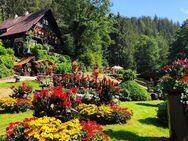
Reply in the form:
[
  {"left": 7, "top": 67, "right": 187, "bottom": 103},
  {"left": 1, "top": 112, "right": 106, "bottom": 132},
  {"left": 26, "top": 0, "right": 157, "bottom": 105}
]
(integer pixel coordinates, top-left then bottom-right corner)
[{"left": 0, "top": 9, "right": 61, "bottom": 55}]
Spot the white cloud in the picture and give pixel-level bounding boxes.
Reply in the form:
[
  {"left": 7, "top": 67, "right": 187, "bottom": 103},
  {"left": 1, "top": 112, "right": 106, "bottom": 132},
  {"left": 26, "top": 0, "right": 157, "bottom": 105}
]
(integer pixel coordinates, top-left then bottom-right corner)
[{"left": 180, "top": 8, "right": 188, "bottom": 15}]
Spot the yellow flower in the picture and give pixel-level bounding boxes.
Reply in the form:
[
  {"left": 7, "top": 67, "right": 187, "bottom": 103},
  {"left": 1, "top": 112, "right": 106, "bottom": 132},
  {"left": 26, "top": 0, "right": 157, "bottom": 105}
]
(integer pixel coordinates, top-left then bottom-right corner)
[
  {"left": 77, "top": 103, "right": 112, "bottom": 117},
  {"left": 25, "top": 117, "right": 82, "bottom": 141},
  {"left": 77, "top": 104, "right": 98, "bottom": 115},
  {"left": 0, "top": 97, "right": 16, "bottom": 108},
  {"left": 98, "top": 104, "right": 112, "bottom": 117}
]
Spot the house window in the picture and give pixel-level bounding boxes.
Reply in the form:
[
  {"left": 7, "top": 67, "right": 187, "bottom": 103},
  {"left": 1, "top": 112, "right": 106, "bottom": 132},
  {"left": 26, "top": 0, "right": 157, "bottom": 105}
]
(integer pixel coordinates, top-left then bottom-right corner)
[{"left": 43, "top": 19, "right": 48, "bottom": 25}]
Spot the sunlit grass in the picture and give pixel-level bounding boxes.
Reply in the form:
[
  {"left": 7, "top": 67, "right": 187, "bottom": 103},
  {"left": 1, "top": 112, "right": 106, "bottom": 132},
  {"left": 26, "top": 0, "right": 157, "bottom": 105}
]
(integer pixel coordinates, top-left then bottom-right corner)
[
  {"left": 105, "top": 101, "right": 169, "bottom": 141},
  {"left": 0, "top": 81, "right": 40, "bottom": 89},
  {"left": 0, "top": 110, "right": 33, "bottom": 140}
]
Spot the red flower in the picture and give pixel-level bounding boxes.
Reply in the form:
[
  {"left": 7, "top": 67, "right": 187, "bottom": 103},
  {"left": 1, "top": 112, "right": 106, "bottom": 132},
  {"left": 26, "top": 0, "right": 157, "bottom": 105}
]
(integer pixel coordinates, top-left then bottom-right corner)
[
  {"left": 109, "top": 99, "right": 113, "bottom": 102},
  {"left": 117, "top": 85, "right": 121, "bottom": 92},
  {"left": 98, "top": 90, "right": 102, "bottom": 94},
  {"left": 22, "top": 82, "right": 27, "bottom": 87},
  {"left": 72, "top": 87, "right": 78, "bottom": 94},
  {"left": 63, "top": 100, "right": 72, "bottom": 107},
  {"left": 181, "top": 77, "right": 188, "bottom": 82},
  {"left": 7, "top": 130, "right": 14, "bottom": 135},
  {"left": 163, "top": 65, "right": 171, "bottom": 71},
  {"left": 178, "top": 59, "right": 185, "bottom": 65}
]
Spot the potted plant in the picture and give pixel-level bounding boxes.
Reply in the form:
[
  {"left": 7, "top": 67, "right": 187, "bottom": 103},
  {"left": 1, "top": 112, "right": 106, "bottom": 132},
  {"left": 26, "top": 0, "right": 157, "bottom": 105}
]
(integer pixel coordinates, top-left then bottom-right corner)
[{"left": 161, "top": 59, "right": 188, "bottom": 141}]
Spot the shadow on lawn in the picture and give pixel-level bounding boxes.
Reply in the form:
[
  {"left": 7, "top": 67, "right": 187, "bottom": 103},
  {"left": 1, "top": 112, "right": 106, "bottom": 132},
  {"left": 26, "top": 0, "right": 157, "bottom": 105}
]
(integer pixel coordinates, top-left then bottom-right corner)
[
  {"left": 138, "top": 117, "right": 168, "bottom": 128},
  {"left": 104, "top": 130, "right": 170, "bottom": 141},
  {"left": 136, "top": 103, "right": 159, "bottom": 107}
]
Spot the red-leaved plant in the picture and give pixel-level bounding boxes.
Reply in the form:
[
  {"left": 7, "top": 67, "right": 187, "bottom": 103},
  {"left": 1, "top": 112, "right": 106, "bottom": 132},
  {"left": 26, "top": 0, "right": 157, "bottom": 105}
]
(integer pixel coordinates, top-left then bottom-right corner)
[
  {"left": 32, "top": 86, "right": 80, "bottom": 122},
  {"left": 53, "top": 74, "right": 121, "bottom": 104},
  {"left": 11, "top": 82, "right": 32, "bottom": 98}
]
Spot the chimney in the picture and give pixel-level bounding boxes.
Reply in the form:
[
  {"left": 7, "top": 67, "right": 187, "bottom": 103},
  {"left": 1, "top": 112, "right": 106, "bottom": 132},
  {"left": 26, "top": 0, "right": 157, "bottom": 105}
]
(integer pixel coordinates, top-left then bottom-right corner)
[
  {"left": 14, "top": 14, "right": 18, "bottom": 19},
  {"left": 24, "top": 11, "right": 29, "bottom": 16}
]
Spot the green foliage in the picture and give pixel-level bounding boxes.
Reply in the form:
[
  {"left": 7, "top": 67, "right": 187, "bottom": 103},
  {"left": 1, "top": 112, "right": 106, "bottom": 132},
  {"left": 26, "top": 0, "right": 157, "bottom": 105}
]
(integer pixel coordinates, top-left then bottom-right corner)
[
  {"left": 135, "top": 35, "right": 161, "bottom": 78},
  {"left": 0, "top": 41, "right": 15, "bottom": 78},
  {"left": 170, "top": 20, "right": 188, "bottom": 60},
  {"left": 53, "top": 55, "right": 72, "bottom": 74},
  {"left": 0, "top": 46, "right": 7, "bottom": 55},
  {"left": 123, "top": 69, "right": 137, "bottom": 81},
  {"left": 121, "top": 81, "right": 151, "bottom": 101},
  {"left": 35, "top": 50, "right": 48, "bottom": 60},
  {"left": 157, "top": 101, "right": 168, "bottom": 127},
  {"left": 0, "top": 64, "right": 13, "bottom": 78},
  {"left": 1, "top": 55, "right": 14, "bottom": 69},
  {"left": 80, "top": 50, "right": 102, "bottom": 69},
  {"left": 53, "top": 0, "right": 113, "bottom": 68},
  {"left": 108, "top": 15, "right": 178, "bottom": 70}
]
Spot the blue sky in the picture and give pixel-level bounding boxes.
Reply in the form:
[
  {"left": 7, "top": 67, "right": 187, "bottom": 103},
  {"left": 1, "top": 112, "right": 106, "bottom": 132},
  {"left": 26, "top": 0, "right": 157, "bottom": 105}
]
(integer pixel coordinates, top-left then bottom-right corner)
[{"left": 110, "top": 0, "right": 188, "bottom": 24}]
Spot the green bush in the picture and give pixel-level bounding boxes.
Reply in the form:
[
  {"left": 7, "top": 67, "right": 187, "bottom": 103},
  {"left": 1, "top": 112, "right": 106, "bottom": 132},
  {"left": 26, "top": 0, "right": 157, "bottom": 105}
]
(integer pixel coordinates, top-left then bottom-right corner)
[
  {"left": 157, "top": 101, "right": 168, "bottom": 127},
  {"left": 53, "top": 55, "right": 72, "bottom": 74},
  {"left": 123, "top": 69, "right": 137, "bottom": 81},
  {"left": 36, "top": 50, "right": 48, "bottom": 60},
  {"left": 121, "top": 81, "right": 151, "bottom": 101},
  {"left": 6, "top": 48, "right": 14, "bottom": 55},
  {"left": 1, "top": 55, "right": 14, "bottom": 69},
  {"left": 0, "top": 64, "right": 13, "bottom": 78}
]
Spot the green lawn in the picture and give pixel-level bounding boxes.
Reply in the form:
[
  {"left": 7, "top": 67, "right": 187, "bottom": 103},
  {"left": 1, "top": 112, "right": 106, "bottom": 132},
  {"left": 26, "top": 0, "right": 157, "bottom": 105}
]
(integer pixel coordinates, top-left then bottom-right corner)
[
  {"left": 0, "top": 81, "right": 40, "bottom": 89},
  {"left": 105, "top": 101, "right": 169, "bottom": 141},
  {"left": 0, "top": 111, "right": 33, "bottom": 140},
  {"left": 0, "top": 101, "right": 169, "bottom": 141}
]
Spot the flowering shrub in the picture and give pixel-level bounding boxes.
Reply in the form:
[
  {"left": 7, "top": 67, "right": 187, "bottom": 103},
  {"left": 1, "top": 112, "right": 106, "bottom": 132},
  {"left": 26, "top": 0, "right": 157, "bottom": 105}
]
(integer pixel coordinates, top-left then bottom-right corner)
[
  {"left": 6, "top": 118, "right": 37, "bottom": 141},
  {"left": 53, "top": 74, "right": 121, "bottom": 104},
  {"left": 25, "top": 117, "right": 82, "bottom": 141},
  {"left": 6, "top": 117, "right": 109, "bottom": 141},
  {"left": 33, "top": 86, "right": 80, "bottom": 121},
  {"left": 11, "top": 82, "right": 32, "bottom": 98},
  {"left": 77, "top": 104, "right": 132, "bottom": 124},
  {"left": 81, "top": 119, "right": 109, "bottom": 141},
  {"left": 161, "top": 59, "right": 188, "bottom": 114},
  {"left": 16, "top": 98, "right": 33, "bottom": 112},
  {"left": 0, "top": 97, "right": 16, "bottom": 112},
  {"left": 161, "top": 59, "right": 188, "bottom": 94},
  {"left": 110, "top": 105, "right": 133, "bottom": 124},
  {"left": 0, "top": 97, "right": 32, "bottom": 113}
]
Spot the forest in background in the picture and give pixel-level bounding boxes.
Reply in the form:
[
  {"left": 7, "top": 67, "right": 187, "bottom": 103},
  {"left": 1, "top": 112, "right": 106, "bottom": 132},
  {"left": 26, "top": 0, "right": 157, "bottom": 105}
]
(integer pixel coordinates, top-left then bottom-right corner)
[{"left": 0, "top": 0, "right": 187, "bottom": 79}]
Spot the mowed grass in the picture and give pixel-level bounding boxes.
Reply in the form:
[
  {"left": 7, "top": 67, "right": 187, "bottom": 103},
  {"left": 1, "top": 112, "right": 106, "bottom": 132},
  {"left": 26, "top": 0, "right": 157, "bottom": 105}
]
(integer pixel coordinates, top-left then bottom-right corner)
[
  {"left": 105, "top": 101, "right": 169, "bottom": 141},
  {"left": 0, "top": 101, "right": 169, "bottom": 141},
  {"left": 0, "top": 81, "right": 40, "bottom": 89},
  {"left": 0, "top": 110, "right": 33, "bottom": 140}
]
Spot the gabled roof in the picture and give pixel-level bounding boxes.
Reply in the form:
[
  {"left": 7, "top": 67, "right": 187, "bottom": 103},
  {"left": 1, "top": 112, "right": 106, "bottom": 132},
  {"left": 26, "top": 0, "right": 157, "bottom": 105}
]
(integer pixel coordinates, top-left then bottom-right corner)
[
  {"left": 14, "top": 56, "right": 35, "bottom": 66},
  {"left": 0, "top": 9, "right": 60, "bottom": 37}
]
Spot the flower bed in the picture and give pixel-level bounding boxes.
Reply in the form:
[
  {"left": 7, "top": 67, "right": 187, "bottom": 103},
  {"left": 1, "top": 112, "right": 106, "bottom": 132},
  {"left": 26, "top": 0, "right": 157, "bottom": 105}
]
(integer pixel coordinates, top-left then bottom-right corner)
[
  {"left": 32, "top": 86, "right": 80, "bottom": 121},
  {"left": 10, "top": 82, "right": 32, "bottom": 98},
  {"left": 77, "top": 104, "right": 133, "bottom": 124},
  {"left": 53, "top": 74, "right": 121, "bottom": 105},
  {"left": 6, "top": 117, "right": 109, "bottom": 141},
  {"left": 0, "top": 82, "right": 33, "bottom": 113},
  {"left": 0, "top": 97, "right": 32, "bottom": 113}
]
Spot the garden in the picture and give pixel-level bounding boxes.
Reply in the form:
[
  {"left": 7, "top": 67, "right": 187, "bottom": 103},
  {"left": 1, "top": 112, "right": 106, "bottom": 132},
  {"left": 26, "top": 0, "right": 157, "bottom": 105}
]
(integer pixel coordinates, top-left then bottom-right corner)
[
  {"left": 2, "top": 0, "right": 188, "bottom": 140},
  {"left": 2, "top": 40, "right": 188, "bottom": 141},
  {"left": 0, "top": 63, "right": 170, "bottom": 141}
]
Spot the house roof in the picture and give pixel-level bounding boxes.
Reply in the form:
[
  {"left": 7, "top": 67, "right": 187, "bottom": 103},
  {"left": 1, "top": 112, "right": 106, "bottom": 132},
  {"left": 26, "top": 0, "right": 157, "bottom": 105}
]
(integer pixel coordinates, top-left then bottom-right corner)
[
  {"left": 0, "top": 9, "right": 57, "bottom": 37},
  {"left": 14, "top": 56, "right": 35, "bottom": 66}
]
